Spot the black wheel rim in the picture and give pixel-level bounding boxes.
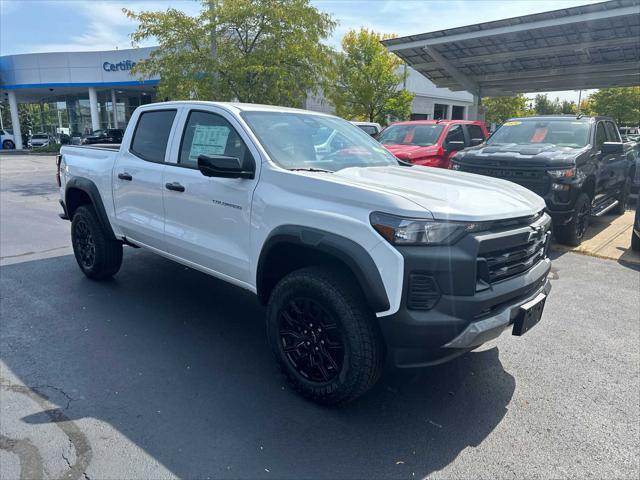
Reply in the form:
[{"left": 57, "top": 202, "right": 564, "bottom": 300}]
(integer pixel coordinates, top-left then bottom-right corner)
[
  {"left": 278, "top": 297, "right": 345, "bottom": 383},
  {"left": 576, "top": 200, "right": 590, "bottom": 239},
  {"left": 74, "top": 220, "right": 95, "bottom": 268}
]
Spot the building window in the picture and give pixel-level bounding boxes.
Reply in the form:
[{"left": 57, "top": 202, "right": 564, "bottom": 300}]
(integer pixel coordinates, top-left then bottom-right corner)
[
  {"left": 451, "top": 105, "right": 465, "bottom": 120},
  {"left": 410, "top": 113, "right": 430, "bottom": 120},
  {"left": 433, "top": 104, "right": 448, "bottom": 120}
]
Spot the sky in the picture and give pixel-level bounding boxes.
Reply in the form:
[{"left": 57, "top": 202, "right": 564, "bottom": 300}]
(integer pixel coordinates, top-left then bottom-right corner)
[{"left": 0, "top": 0, "right": 601, "bottom": 102}]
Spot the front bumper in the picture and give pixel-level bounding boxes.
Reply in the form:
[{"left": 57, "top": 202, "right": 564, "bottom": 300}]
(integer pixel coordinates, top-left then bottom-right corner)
[{"left": 378, "top": 215, "right": 552, "bottom": 368}]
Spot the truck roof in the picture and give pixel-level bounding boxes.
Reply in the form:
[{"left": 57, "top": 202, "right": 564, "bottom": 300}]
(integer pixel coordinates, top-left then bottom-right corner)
[
  {"left": 507, "top": 115, "right": 614, "bottom": 122},
  {"left": 390, "top": 119, "right": 485, "bottom": 126},
  {"left": 137, "top": 100, "right": 332, "bottom": 117}
]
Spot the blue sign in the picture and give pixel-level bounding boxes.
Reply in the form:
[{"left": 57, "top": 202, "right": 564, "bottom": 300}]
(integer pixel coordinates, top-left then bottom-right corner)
[{"left": 103, "top": 60, "right": 137, "bottom": 72}]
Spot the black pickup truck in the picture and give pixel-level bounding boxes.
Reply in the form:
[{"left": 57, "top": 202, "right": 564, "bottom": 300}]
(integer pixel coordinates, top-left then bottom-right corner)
[{"left": 452, "top": 116, "right": 632, "bottom": 246}]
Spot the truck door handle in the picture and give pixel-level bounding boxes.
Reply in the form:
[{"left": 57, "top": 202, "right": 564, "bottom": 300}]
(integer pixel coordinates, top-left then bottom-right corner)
[
  {"left": 118, "top": 172, "right": 133, "bottom": 181},
  {"left": 165, "top": 182, "right": 185, "bottom": 192}
]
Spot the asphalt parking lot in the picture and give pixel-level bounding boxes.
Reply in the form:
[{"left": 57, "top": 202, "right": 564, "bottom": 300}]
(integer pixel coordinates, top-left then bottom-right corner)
[{"left": 1, "top": 154, "right": 639, "bottom": 480}]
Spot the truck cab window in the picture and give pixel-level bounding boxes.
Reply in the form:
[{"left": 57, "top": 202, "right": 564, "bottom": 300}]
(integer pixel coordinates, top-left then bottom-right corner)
[
  {"left": 466, "top": 124, "right": 485, "bottom": 145},
  {"left": 445, "top": 125, "right": 464, "bottom": 148},
  {"left": 604, "top": 122, "right": 621, "bottom": 142},
  {"left": 179, "top": 111, "right": 253, "bottom": 168},
  {"left": 130, "top": 110, "right": 177, "bottom": 162}
]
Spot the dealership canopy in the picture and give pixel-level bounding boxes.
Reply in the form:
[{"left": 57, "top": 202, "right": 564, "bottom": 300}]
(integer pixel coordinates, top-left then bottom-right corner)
[{"left": 382, "top": 0, "right": 640, "bottom": 97}]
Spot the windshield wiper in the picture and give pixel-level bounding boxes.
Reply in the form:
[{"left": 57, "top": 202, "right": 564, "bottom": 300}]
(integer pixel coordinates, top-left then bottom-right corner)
[{"left": 289, "top": 168, "right": 333, "bottom": 173}]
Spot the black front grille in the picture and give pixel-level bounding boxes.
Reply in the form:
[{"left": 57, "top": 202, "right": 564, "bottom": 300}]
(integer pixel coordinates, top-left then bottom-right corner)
[
  {"left": 479, "top": 230, "right": 550, "bottom": 284},
  {"left": 407, "top": 274, "right": 441, "bottom": 310},
  {"left": 460, "top": 165, "right": 550, "bottom": 196}
]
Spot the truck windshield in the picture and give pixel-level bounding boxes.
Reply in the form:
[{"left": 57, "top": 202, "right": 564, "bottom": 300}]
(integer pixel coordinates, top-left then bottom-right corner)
[
  {"left": 378, "top": 124, "right": 444, "bottom": 146},
  {"left": 487, "top": 119, "right": 590, "bottom": 148},
  {"left": 241, "top": 111, "right": 399, "bottom": 172}
]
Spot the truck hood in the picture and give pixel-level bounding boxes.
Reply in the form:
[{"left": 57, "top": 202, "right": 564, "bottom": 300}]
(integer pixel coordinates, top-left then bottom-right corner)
[
  {"left": 383, "top": 144, "right": 439, "bottom": 160},
  {"left": 331, "top": 165, "right": 545, "bottom": 221},
  {"left": 455, "top": 143, "right": 589, "bottom": 166}
]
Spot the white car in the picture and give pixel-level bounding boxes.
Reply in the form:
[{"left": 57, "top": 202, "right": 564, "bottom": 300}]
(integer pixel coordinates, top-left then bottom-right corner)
[
  {"left": 1, "top": 129, "right": 16, "bottom": 149},
  {"left": 58, "top": 101, "right": 552, "bottom": 405},
  {"left": 29, "top": 133, "right": 53, "bottom": 148},
  {"left": 350, "top": 121, "right": 382, "bottom": 137}
]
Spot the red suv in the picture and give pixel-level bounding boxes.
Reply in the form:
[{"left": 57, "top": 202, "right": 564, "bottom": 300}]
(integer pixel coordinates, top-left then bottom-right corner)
[{"left": 378, "top": 120, "right": 489, "bottom": 169}]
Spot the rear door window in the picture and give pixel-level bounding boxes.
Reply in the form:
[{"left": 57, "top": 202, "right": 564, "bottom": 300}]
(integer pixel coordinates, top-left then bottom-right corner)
[{"left": 130, "top": 110, "right": 177, "bottom": 162}]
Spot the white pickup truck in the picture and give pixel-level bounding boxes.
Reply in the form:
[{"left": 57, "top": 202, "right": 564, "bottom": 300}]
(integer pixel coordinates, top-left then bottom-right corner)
[{"left": 58, "top": 101, "right": 552, "bottom": 405}]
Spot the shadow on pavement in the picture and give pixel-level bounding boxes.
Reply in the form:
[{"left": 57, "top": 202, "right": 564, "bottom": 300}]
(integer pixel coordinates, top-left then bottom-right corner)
[{"left": 1, "top": 250, "right": 515, "bottom": 479}]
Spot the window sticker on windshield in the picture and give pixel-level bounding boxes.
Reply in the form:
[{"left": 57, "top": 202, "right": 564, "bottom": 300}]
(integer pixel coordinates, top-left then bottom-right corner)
[
  {"left": 188, "top": 125, "right": 230, "bottom": 163},
  {"left": 530, "top": 127, "right": 548, "bottom": 143},
  {"left": 503, "top": 121, "right": 521, "bottom": 126}
]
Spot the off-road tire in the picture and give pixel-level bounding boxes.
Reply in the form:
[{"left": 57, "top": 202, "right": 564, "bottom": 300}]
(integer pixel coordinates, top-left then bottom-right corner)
[
  {"left": 555, "top": 192, "right": 591, "bottom": 246},
  {"left": 266, "top": 266, "right": 384, "bottom": 406},
  {"left": 611, "top": 178, "right": 630, "bottom": 215},
  {"left": 71, "top": 205, "right": 122, "bottom": 279}
]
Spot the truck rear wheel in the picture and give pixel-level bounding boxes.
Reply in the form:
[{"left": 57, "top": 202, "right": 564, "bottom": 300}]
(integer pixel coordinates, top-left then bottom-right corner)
[
  {"left": 71, "top": 205, "right": 123, "bottom": 279},
  {"left": 555, "top": 192, "right": 591, "bottom": 246},
  {"left": 266, "top": 266, "right": 384, "bottom": 406}
]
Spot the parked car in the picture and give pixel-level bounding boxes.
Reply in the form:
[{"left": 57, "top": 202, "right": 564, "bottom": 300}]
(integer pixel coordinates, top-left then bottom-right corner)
[
  {"left": 82, "top": 128, "right": 124, "bottom": 145},
  {"left": 378, "top": 120, "right": 488, "bottom": 169},
  {"left": 632, "top": 201, "right": 640, "bottom": 251},
  {"left": 452, "top": 116, "right": 631, "bottom": 246},
  {"left": 58, "top": 101, "right": 552, "bottom": 405},
  {"left": 28, "top": 133, "right": 53, "bottom": 148},
  {"left": 1, "top": 128, "right": 16, "bottom": 149},
  {"left": 70, "top": 132, "right": 83, "bottom": 145},
  {"left": 350, "top": 121, "right": 382, "bottom": 137}
]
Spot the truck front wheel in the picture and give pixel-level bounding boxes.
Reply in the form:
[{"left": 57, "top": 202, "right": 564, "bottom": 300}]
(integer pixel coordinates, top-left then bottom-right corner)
[
  {"left": 266, "top": 266, "right": 384, "bottom": 406},
  {"left": 71, "top": 205, "right": 123, "bottom": 279},
  {"left": 555, "top": 192, "right": 591, "bottom": 246}
]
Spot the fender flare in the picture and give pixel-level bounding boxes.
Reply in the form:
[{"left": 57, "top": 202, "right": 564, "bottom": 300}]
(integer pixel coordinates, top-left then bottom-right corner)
[
  {"left": 65, "top": 176, "right": 117, "bottom": 240},
  {"left": 257, "top": 225, "right": 390, "bottom": 312}
]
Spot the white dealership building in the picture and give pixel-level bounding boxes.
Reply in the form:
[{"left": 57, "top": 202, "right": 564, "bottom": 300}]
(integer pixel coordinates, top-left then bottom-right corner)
[{"left": 0, "top": 46, "right": 474, "bottom": 149}]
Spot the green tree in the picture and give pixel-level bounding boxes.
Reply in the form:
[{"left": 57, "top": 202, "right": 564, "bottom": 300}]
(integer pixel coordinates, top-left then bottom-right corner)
[
  {"left": 561, "top": 100, "right": 577, "bottom": 114},
  {"left": 578, "top": 97, "right": 596, "bottom": 116},
  {"left": 325, "top": 28, "right": 414, "bottom": 124},
  {"left": 589, "top": 87, "right": 640, "bottom": 125},
  {"left": 481, "top": 95, "right": 529, "bottom": 124},
  {"left": 533, "top": 94, "right": 562, "bottom": 115},
  {"left": 125, "top": 0, "right": 335, "bottom": 107}
]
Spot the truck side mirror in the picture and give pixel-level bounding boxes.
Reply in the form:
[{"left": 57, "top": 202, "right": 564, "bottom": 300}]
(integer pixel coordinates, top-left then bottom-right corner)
[
  {"left": 198, "top": 154, "right": 255, "bottom": 179},
  {"left": 601, "top": 142, "right": 623, "bottom": 155}
]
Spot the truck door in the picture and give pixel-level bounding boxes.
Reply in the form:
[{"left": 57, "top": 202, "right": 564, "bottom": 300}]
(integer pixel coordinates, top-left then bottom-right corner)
[
  {"left": 604, "top": 121, "right": 627, "bottom": 188},
  {"left": 593, "top": 121, "right": 614, "bottom": 200},
  {"left": 443, "top": 125, "right": 465, "bottom": 168},
  {"left": 113, "top": 109, "right": 177, "bottom": 250},
  {"left": 162, "top": 108, "right": 259, "bottom": 286}
]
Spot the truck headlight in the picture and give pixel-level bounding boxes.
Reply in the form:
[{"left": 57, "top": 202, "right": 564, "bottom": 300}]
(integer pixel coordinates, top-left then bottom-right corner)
[
  {"left": 370, "top": 212, "right": 480, "bottom": 245},
  {"left": 547, "top": 167, "right": 575, "bottom": 178}
]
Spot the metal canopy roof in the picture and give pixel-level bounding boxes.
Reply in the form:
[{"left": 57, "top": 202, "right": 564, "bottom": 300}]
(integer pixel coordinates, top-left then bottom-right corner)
[{"left": 382, "top": 0, "right": 640, "bottom": 97}]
